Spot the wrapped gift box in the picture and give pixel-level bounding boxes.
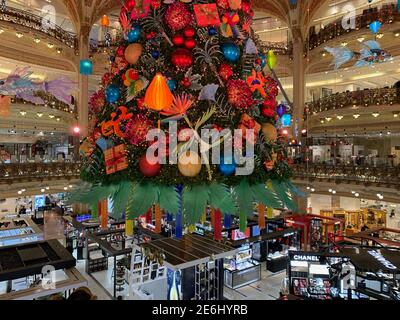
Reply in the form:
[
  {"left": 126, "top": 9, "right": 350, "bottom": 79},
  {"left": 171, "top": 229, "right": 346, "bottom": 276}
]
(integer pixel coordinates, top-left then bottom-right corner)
[
  {"left": 104, "top": 144, "right": 128, "bottom": 175},
  {"left": 193, "top": 3, "right": 221, "bottom": 27},
  {"left": 238, "top": 113, "right": 261, "bottom": 145}
]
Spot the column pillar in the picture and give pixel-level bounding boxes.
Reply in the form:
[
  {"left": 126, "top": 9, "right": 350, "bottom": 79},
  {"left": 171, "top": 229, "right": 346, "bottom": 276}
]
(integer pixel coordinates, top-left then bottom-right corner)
[
  {"left": 77, "top": 25, "right": 90, "bottom": 138},
  {"left": 292, "top": 36, "right": 306, "bottom": 140}
]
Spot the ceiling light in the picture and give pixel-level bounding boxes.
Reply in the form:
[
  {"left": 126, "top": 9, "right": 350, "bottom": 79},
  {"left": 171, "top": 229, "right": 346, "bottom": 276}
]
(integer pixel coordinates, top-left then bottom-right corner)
[
  {"left": 351, "top": 191, "right": 355, "bottom": 194},
  {"left": 56, "top": 117, "right": 61, "bottom": 121},
  {"left": 20, "top": 111, "right": 27, "bottom": 116},
  {"left": 56, "top": 48, "right": 62, "bottom": 54},
  {"left": 36, "top": 112, "right": 43, "bottom": 117},
  {"left": 16, "top": 32, "right": 23, "bottom": 38},
  {"left": 18, "top": 191, "right": 22, "bottom": 195},
  {"left": 332, "top": 190, "right": 336, "bottom": 194},
  {"left": 69, "top": 185, "right": 73, "bottom": 188},
  {"left": 46, "top": 186, "right": 50, "bottom": 190},
  {"left": 322, "top": 52, "right": 326, "bottom": 57},
  {"left": 387, "top": 131, "right": 391, "bottom": 135},
  {"left": 340, "top": 41, "right": 348, "bottom": 47},
  {"left": 357, "top": 37, "right": 365, "bottom": 42},
  {"left": 48, "top": 114, "right": 55, "bottom": 119},
  {"left": 64, "top": 187, "right": 68, "bottom": 190},
  {"left": 372, "top": 112, "right": 380, "bottom": 118},
  {"left": 393, "top": 112, "right": 399, "bottom": 118},
  {"left": 353, "top": 114, "right": 360, "bottom": 119},
  {"left": 47, "top": 43, "right": 54, "bottom": 48},
  {"left": 306, "top": 186, "right": 310, "bottom": 190},
  {"left": 320, "top": 119, "right": 325, "bottom": 124},
  {"left": 336, "top": 115, "right": 344, "bottom": 120},
  {"left": 329, "top": 189, "right": 332, "bottom": 193},
  {"left": 355, "top": 193, "right": 360, "bottom": 197},
  {"left": 41, "top": 188, "right": 45, "bottom": 193},
  {"left": 311, "top": 188, "right": 315, "bottom": 192},
  {"left": 325, "top": 117, "right": 332, "bottom": 122},
  {"left": 376, "top": 33, "right": 384, "bottom": 39},
  {"left": 21, "top": 189, "right": 25, "bottom": 192},
  {"left": 0, "top": 29, "right": 4, "bottom": 34},
  {"left": 34, "top": 37, "right": 41, "bottom": 43}
]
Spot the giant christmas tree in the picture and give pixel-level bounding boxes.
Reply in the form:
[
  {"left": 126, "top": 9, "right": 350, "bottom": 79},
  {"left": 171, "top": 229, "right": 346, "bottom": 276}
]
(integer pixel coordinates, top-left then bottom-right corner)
[{"left": 71, "top": 0, "right": 301, "bottom": 234}]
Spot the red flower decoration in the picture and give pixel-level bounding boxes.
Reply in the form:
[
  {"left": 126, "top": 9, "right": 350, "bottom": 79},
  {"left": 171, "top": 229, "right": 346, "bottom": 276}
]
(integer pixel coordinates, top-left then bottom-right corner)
[
  {"left": 101, "top": 73, "right": 112, "bottom": 86},
  {"left": 125, "top": 114, "right": 154, "bottom": 146},
  {"left": 218, "top": 63, "right": 234, "bottom": 82},
  {"left": 265, "top": 76, "right": 279, "bottom": 99},
  {"left": 227, "top": 79, "right": 254, "bottom": 110},
  {"left": 165, "top": 2, "right": 192, "bottom": 31},
  {"left": 89, "top": 90, "right": 105, "bottom": 114}
]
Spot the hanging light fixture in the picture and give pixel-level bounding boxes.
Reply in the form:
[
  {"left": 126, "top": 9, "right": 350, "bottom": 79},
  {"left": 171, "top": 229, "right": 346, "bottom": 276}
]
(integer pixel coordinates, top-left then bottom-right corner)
[
  {"left": 34, "top": 37, "right": 41, "bottom": 43},
  {"left": 15, "top": 32, "right": 23, "bottom": 38},
  {"left": 336, "top": 115, "right": 344, "bottom": 120},
  {"left": 20, "top": 110, "right": 27, "bottom": 116},
  {"left": 372, "top": 112, "right": 380, "bottom": 118},
  {"left": 47, "top": 42, "right": 54, "bottom": 48},
  {"left": 36, "top": 112, "right": 43, "bottom": 117},
  {"left": 0, "top": 28, "right": 4, "bottom": 34},
  {"left": 353, "top": 113, "right": 360, "bottom": 119}
]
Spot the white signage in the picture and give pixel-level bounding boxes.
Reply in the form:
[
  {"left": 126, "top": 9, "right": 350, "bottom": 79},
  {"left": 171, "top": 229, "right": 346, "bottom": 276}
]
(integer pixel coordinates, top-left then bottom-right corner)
[
  {"left": 293, "top": 254, "right": 320, "bottom": 262},
  {"left": 368, "top": 250, "right": 397, "bottom": 270}
]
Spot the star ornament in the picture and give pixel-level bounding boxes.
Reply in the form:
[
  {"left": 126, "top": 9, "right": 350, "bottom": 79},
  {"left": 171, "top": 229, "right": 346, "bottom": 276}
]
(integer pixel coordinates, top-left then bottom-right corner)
[{"left": 246, "top": 70, "right": 267, "bottom": 98}]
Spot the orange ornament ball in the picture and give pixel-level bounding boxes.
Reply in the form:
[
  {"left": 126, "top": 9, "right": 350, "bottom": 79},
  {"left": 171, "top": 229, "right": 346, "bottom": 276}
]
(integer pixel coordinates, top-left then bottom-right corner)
[{"left": 124, "top": 43, "right": 143, "bottom": 65}]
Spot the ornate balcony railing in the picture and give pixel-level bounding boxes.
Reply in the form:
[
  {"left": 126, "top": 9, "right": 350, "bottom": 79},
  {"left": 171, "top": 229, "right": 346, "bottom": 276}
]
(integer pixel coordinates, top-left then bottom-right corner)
[
  {"left": 0, "top": 162, "right": 81, "bottom": 184},
  {"left": 0, "top": 6, "right": 78, "bottom": 49},
  {"left": 307, "top": 3, "right": 399, "bottom": 51},
  {"left": 305, "top": 88, "right": 399, "bottom": 116},
  {"left": 292, "top": 164, "right": 400, "bottom": 188},
  {"left": 12, "top": 91, "right": 77, "bottom": 115}
]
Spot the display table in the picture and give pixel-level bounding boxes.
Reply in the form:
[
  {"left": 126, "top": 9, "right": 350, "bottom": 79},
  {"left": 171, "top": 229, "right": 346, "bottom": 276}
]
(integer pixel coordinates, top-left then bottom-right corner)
[
  {"left": 224, "top": 261, "right": 261, "bottom": 289},
  {"left": 266, "top": 255, "right": 287, "bottom": 273}
]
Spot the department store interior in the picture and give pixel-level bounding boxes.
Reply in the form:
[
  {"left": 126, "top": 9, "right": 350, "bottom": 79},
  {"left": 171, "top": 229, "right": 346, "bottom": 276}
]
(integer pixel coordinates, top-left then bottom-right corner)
[{"left": 0, "top": 0, "right": 400, "bottom": 302}]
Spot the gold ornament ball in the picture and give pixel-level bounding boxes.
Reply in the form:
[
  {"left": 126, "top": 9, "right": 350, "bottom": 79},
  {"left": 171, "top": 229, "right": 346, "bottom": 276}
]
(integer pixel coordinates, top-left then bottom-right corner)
[
  {"left": 178, "top": 151, "right": 202, "bottom": 177},
  {"left": 261, "top": 123, "right": 278, "bottom": 142},
  {"left": 124, "top": 43, "right": 143, "bottom": 65}
]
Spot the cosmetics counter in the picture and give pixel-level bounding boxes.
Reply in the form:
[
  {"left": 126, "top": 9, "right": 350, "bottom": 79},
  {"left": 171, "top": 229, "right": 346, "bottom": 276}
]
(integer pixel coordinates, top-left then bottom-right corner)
[
  {"left": 0, "top": 217, "right": 43, "bottom": 247},
  {"left": 224, "top": 243, "right": 261, "bottom": 289}
]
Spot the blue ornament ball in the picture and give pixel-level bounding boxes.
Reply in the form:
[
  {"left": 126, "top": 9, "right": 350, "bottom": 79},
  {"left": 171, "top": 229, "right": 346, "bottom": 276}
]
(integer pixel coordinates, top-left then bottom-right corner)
[
  {"left": 221, "top": 43, "right": 240, "bottom": 63},
  {"left": 127, "top": 26, "right": 141, "bottom": 43},
  {"left": 259, "top": 53, "right": 267, "bottom": 68},
  {"left": 208, "top": 27, "right": 217, "bottom": 36},
  {"left": 218, "top": 156, "right": 236, "bottom": 176},
  {"left": 167, "top": 79, "right": 177, "bottom": 91},
  {"left": 276, "top": 104, "right": 287, "bottom": 117},
  {"left": 105, "top": 85, "right": 120, "bottom": 103},
  {"left": 151, "top": 51, "right": 160, "bottom": 59}
]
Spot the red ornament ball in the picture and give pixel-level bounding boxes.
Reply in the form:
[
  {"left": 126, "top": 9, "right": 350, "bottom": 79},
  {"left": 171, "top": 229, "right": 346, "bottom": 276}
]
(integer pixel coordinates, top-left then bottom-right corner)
[
  {"left": 171, "top": 48, "right": 193, "bottom": 69},
  {"left": 146, "top": 31, "right": 156, "bottom": 40},
  {"left": 124, "top": 0, "right": 136, "bottom": 10},
  {"left": 227, "top": 79, "right": 254, "bottom": 110},
  {"left": 165, "top": 2, "right": 192, "bottom": 31},
  {"left": 172, "top": 34, "right": 185, "bottom": 46},
  {"left": 183, "top": 26, "right": 195, "bottom": 38},
  {"left": 181, "top": 77, "right": 191, "bottom": 87},
  {"left": 218, "top": 63, "right": 234, "bottom": 82},
  {"left": 139, "top": 155, "right": 161, "bottom": 177},
  {"left": 261, "top": 106, "right": 275, "bottom": 118},
  {"left": 241, "top": 0, "right": 251, "bottom": 14},
  {"left": 184, "top": 38, "right": 196, "bottom": 50},
  {"left": 262, "top": 98, "right": 277, "bottom": 109}
]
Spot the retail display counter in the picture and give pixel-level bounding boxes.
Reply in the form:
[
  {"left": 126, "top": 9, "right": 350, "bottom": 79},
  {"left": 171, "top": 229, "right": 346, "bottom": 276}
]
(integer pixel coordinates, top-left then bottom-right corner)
[
  {"left": 266, "top": 253, "right": 288, "bottom": 273},
  {"left": 224, "top": 245, "right": 261, "bottom": 289},
  {"left": 0, "top": 218, "right": 43, "bottom": 247}
]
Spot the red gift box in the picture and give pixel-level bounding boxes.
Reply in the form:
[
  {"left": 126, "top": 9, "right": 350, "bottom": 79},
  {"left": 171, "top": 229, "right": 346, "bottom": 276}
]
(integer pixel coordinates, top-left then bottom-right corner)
[
  {"left": 193, "top": 3, "right": 221, "bottom": 27},
  {"left": 238, "top": 114, "right": 261, "bottom": 145},
  {"left": 104, "top": 144, "right": 128, "bottom": 175}
]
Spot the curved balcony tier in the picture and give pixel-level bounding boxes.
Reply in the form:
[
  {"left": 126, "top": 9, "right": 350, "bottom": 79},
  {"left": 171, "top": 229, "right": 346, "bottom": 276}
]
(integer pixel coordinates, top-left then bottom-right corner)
[
  {"left": 306, "top": 88, "right": 399, "bottom": 116},
  {"left": 0, "top": 162, "right": 81, "bottom": 185},
  {"left": 307, "top": 2, "right": 400, "bottom": 51},
  {"left": 0, "top": 6, "right": 77, "bottom": 49},
  {"left": 292, "top": 164, "right": 400, "bottom": 190}
]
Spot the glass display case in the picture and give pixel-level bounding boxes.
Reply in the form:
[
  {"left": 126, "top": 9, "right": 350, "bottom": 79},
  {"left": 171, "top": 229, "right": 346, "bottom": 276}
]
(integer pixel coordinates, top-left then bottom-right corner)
[{"left": 224, "top": 245, "right": 261, "bottom": 289}]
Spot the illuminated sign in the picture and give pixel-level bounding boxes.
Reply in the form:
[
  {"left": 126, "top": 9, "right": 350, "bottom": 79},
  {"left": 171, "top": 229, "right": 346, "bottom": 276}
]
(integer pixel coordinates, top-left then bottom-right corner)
[
  {"left": 293, "top": 254, "right": 320, "bottom": 262},
  {"left": 368, "top": 250, "right": 397, "bottom": 270}
]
